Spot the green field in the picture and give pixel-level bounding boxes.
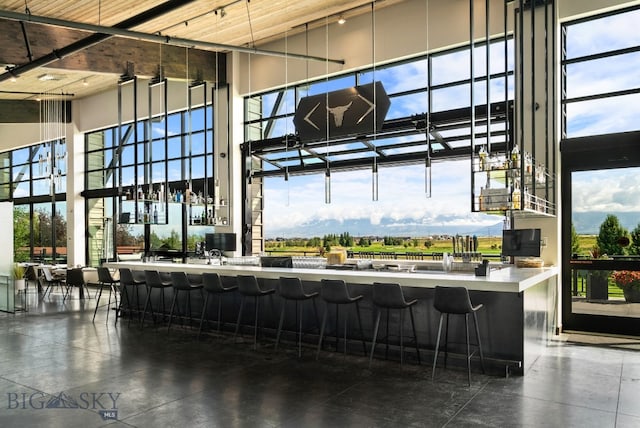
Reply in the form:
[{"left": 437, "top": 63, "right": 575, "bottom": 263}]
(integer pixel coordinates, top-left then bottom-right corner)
[{"left": 265, "top": 235, "right": 599, "bottom": 257}]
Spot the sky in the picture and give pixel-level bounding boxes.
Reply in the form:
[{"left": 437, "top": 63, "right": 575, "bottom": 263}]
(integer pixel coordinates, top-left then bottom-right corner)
[{"left": 262, "top": 7, "right": 640, "bottom": 239}]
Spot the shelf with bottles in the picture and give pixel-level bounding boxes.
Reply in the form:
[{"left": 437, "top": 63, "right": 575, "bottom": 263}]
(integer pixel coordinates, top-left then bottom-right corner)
[
  {"left": 474, "top": 144, "right": 545, "bottom": 177},
  {"left": 122, "top": 183, "right": 168, "bottom": 203},
  {"left": 187, "top": 203, "right": 229, "bottom": 226},
  {"left": 474, "top": 184, "right": 555, "bottom": 216},
  {"left": 119, "top": 200, "right": 168, "bottom": 225}
]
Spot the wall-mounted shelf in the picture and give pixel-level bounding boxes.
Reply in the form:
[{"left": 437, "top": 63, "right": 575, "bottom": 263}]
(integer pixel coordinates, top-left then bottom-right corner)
[{"left": 472, "top": 146, "right": 555, "bottom": 217}]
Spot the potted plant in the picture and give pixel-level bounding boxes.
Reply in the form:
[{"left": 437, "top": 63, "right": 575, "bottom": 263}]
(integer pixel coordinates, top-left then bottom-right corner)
[
  {"left": 12, "top": 263, "right": 26, "bottom": 291},
  {"left": 611, "top": 271, "right": 640, "bottom": 303},
  {"left": 586, "top": 246, "right": 610, "bottom": 301}
]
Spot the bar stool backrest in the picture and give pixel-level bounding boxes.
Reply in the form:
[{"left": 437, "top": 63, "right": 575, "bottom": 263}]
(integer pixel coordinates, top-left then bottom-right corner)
[
  {"left": 144, "top": 270, "right": 165, "bottom": 288},
  {"left": 372, "top": 282, "right": 408, "bottom": 308},
  {"left": 320, "top": 279, "right": 353, "bottom": 303},
  {"left": 433, "top": 286, "right": 474, "bottom": 314},
  {"left": 202, "top": 272, "right": 225, "bottom": 293},
  {"left": 187, "top": 273, "right": 203, "bottom": 285},
  {"left": 237, "top": 275, "right": 262, "bottom": 295},
  {"left": 170, "top": 271, "right": 191, "bottom": 289},
  {"left": 278, "top": 277, "right": 306, "bottom": 299},
  {"left": 119, "top": 268, "right": 136, "bottom": 286},
  {"left": 66, "top": 268, "right": 85, "bottom": 287},
  {"left": 97, "top": 267, "right": 116, "bottom": 284}
]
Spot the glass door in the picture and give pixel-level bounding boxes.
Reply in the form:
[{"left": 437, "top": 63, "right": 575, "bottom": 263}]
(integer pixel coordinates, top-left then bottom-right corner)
[{"left": 564, "top": 166, "right": 640, "bottom": 334}]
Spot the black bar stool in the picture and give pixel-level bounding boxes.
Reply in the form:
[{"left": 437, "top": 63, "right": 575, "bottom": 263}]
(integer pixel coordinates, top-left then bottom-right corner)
[
  {"left": 92, "top": 267, "right": 119, "bottom": 323},
  {"left": 118, "top": 268, "right": 146, "bottom": 326},
  {"left": 198, "top": 272, "right": 237, "bottom": 338},
  {"left": 141, "top": 270, "right": 172, "bottom": 328},
  {"left": 369, "top": 282, "right": 420, "bottom": 367},
  {"left": 316, "top": 279, "right": 367, "bottom": 359},
  {"left": 431, "top": 286, "right": 485, "bottom": 386},
  {"left": 167, "top": 272, "right": 204, "bottom": 331},
  {"left": 275, "top": 276, "right": 320, "bottom": 357},
  {"left": 233, "top": 275, "right": 276, "bottom": 349}
]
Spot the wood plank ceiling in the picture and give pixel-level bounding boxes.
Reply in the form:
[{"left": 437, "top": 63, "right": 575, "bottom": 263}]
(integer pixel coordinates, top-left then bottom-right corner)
[{"left": 0, "top": 0, "right": 402, "bottom": 105}]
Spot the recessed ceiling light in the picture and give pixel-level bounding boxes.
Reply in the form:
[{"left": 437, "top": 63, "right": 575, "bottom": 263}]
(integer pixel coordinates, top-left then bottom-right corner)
[{"left": 338, "top": 15, "right": 346, "bottom": 25}]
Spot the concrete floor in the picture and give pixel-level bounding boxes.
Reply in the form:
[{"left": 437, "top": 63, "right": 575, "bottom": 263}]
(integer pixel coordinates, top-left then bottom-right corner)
[{"left": 1, "top": 290, "right": 640, "bottom": 427}]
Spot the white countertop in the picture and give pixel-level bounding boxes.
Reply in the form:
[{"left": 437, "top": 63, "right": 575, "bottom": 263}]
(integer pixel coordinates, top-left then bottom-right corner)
[{"left": 105, "top": 261, "right": 558, "bottom": 293}]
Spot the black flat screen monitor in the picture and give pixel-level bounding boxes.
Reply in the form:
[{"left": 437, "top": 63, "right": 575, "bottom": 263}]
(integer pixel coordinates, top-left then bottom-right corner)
[
  {"left": 205, "top": 233, "right": 237, "bottom": 252},
  {"left": 502, "top": 228, "right": 541, "bottom": 257}
]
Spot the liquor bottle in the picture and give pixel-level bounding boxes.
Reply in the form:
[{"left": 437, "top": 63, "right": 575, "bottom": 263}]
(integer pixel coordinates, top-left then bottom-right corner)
[
  {"left": 478, "top": 145, "right": 487, "bottom": 171},
  {"left": 153, "top": 205, "right": 158, "bottom": 223},
  {"left": 512, "top": 184, "right": 521, "bottom": 210},
  {"left": 511, "top": 144, "right": 520, "bottom": 169}
]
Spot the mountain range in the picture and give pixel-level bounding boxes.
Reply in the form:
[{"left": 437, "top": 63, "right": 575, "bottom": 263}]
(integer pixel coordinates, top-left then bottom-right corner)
[
  {"left": 266, "top": 211, "right": 640, "bottom": 238},
  {"left": 572, "top": 211, "right": 640, "bottom": 235},
  {"left": 266, "top": 215, "right": 505, "bottom": 239}
]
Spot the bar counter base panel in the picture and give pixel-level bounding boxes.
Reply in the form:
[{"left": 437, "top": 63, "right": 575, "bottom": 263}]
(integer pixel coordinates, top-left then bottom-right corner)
[{"left": 106, "top": 261, "right": 558, "bottom": 375}]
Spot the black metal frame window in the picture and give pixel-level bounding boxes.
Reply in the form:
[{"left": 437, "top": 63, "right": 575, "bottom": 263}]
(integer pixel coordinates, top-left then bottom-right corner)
[
  {"left": 1, "top": 140, "right": 68, "bottom": 263},
  {"left": 83, "top": 104, "right": 214, "bottom": 266},
  {"left": 560, "top": 4, "right": 640, "bottom": 334},
  {"left": 561, "top": 5, "right": 640, "bottom": 138},
  {"left": 243, "top": 37, "right": 515, "bottom": 178}
]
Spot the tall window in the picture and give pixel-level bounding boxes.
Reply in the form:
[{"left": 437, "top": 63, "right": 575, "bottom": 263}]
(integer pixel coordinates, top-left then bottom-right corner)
[
  {"left": 84, "top": 105, "right": 214, "bottom": 266},
  {"left": 561, "top": 6, "right": 640, "bottom": 138},
  {"left": 244, "top": 38, "right": 514, "bottom": 241},
  {"left": 561, "top": 5, "right": 640, "bottom": 331},
  {"left": 1, "top": 140, "right": 67, "bottom": 263}
]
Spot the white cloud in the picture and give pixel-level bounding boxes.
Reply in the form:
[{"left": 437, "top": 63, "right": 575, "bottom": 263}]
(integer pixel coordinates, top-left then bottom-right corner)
[
  {"left": 264, "top": 160, "right": 490, "bottom": 235},
  {"left": 572, "top": 168, "right": 640, "bottom": 212}
]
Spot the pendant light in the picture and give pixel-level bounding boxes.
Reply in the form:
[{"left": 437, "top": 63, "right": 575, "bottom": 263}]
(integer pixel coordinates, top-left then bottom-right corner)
[
  {"left": 371, "top": 2, "right": 379, "bottom": 201},
  {"left": 324, "top": 167, "right": 331, "bottom": 204},
  {"left": 284, "top": 9, "right": 290, "bottom": 206},
  {"left": 425, "top": 0, "right": 432, "bottom": 198},
  {"left": 324, "top": 14, "right": 331, "bottom": 204},
  {"left": 424, "top": 156, "right": 432, "bottom": 198}
]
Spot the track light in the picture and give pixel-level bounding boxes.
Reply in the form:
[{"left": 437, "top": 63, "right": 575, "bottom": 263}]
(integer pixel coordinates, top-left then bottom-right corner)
[
  {"left": 338, "top": 15, "right": 346, "bottom": 25},
  {"left": 220, "top": 8, "right": 227, "bottom": 18}
]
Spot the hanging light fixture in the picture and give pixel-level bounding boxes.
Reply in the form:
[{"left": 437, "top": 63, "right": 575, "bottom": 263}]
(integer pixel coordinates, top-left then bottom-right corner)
[
  {"left": 39, "top": 93, "right": 67, "bottom": 196},
  {"left": 324, "top": 167, "right": 331, "bottom": 204},
  {"left": 425, "top": 154, "right": 432, "bottom": 198},
  {"left": 371, "top": 2, "right": 379, "bottom": 201},
  {"left": 284, "top": 9, "right": 290, "bottom": 207},
  {"left": 372, "top": 157, "right": 379, "bottom": 201},
  {"left": 323, "top": 14, "right": 331, "bottom": 204},
  {"left": 425, "top": 0, "right": 432, "bottom": 198}
]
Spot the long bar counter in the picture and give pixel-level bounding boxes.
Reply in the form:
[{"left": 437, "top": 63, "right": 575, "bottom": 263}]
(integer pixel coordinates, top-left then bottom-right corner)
[{"left": 105, "top": 261, "right": 558, "bottom": 375}]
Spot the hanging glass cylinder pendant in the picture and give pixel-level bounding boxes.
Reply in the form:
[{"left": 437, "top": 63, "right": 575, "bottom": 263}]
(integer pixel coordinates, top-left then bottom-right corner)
[
  {"left": 324, "top": 167, "right": 331, "bottom": 204},
  {"left": 372, "top": 159, "right": 379, "bottom": 201},
  {"left": 425, "top": 157, "right": 432, "bottom": 198}
]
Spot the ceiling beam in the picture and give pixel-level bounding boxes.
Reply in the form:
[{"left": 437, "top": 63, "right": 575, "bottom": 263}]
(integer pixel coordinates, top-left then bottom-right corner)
[
  {"left": 0, "top": 8, "right": 345, "bottom": 76},
  {"left": 0, "top": 20, "right": 222, "bottom": 81},
  {"left": 0, "top": 0, "right": 201, "bottom": 83}
]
